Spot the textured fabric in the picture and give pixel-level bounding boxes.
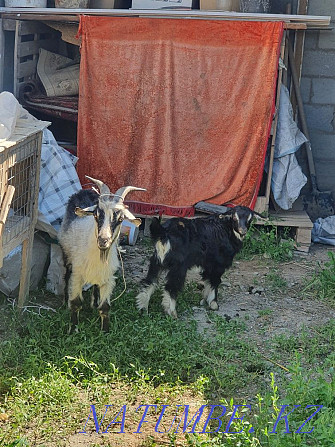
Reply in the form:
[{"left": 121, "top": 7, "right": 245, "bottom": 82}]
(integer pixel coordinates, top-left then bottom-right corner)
[
  {"left": 39, "top": 129, "right": 81, "bottom": 229},
  {"left": 77, "top": 17, "right": 283, "bottom": 214}
]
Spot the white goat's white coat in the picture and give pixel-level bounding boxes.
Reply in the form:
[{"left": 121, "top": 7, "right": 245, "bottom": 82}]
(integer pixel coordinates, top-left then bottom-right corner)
[
  {"left": 59, "top": 177, "right": 146, "bottom": 332},
  {"left": 58, "top": 215, "right": 119, "bottom": 304}
]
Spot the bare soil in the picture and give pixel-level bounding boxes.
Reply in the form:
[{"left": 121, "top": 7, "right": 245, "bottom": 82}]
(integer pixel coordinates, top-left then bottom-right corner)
[{"left": 123, "top": 235, "right": 335, "bottom": 344}]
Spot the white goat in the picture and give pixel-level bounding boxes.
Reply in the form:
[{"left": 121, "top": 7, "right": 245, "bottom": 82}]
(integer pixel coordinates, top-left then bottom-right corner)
[{"left": 58, "top": 176, "right": 145, "bottom": 332}]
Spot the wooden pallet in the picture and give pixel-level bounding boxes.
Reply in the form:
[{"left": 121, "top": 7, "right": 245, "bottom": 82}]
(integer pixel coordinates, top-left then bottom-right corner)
[{"left": 255, "top": 210, "right": 313, "bottom": 253}]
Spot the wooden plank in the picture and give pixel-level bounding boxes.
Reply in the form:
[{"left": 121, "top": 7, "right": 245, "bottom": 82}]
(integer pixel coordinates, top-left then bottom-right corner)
[
  {"left": 264, "top": 34, "right": 286, "bottom": 212},
  {"left": 291, "top": 0, "right": 309, "bottom": 117},
  {"left": 13, "top": 20, "right": 19, "bottom": 98},
  {"left": 0, "top": 18, "right": 4, "bottom": 92},
  {"left": 283, "top": 3, "right": 292, "bottom": 88},
  {"left": 254, "top": 196, "right": 268, "bottom": 214},
  {"left": 17, "top": 58, "right": 37, "bottom": 79},
  {"left": 17, "top": 132, "right": 42, "bottom": 308},
  {"left": 296, "top": 227, "right": 312, "bottom": 243},
  {"left": 18, "top": 20, "right": 56, "bottom": 36},
  {"left": 5, "top": 14, "right": 80, "bottom": 23},
  {"left": 256, "top": 211, "right": 313, "bottom": 228},
  {"left": 17, "top": 38, "right": 59, "bottom": 58},
  {"left": 17, "top": 233, "right": 33, "bottom": 308},
  {"left": 2, "top": 18, "right": 17, "bottom": 31},
  {"left": 0, "top": 185, "right": 15, "bottom": 238},
  {"left": 0, "top": 8, "right": 331, "bottom": 26},
  {"left": 1, "top": 226, "right": 30, "bottom": 260},
  {"left": 284, "top": 23, "right": 307, "bottom": 30}
]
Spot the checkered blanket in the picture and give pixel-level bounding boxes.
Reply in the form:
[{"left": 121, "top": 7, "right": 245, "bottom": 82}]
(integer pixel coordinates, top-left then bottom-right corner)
[{"left": 39, "top": 129, "right": 81, "bottom": 230}]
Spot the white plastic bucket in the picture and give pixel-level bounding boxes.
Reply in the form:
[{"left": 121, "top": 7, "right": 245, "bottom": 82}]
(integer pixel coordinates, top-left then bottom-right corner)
[
  {"left": 5, "top": 0, "right": 47, "bottom": 6},
  {"left": 121, "top": 221, "right": 140, "bottom": 246}
]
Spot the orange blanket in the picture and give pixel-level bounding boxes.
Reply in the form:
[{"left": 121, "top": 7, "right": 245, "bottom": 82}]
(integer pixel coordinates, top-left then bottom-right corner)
[{"left": 77, "top": 17, "right": 283, "bottom": 215}]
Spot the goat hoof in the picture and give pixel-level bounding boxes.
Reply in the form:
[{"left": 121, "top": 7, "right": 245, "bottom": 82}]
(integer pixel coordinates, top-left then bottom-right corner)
[
  {"left": 209, "top": 301, "right": 219, "bottom": 311},
  {"left": 68, "top": 324, "right": 78, "bottom": 334},
  {"left": 200, "top": 299, "right": 205, "bottom": 306}
]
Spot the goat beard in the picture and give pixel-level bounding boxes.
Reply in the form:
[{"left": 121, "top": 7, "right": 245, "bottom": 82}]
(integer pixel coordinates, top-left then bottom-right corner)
[
  {"left": 99, "top": 228, "right": 121, "bottom": 263},
  {"left": 99, "top": 247, "right": 110, "bottom": 263}
]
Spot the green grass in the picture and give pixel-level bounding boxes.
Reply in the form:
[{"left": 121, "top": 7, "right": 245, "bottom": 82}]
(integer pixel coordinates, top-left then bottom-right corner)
[
  {"left": 304, "top": 251, "right": 335, "bottom": 302},
  {"left": 1, "top": 289, "right": 335, "bottom": 446},
  {"left": 1, "top": 243, "right": 335, "bottom": 446},
  {"left": 240, "top": 223, "right": 295, "bottom": 262}
]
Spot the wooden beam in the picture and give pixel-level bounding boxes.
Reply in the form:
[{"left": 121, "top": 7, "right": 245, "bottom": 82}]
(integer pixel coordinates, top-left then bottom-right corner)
[
  {"left": 0, "top": 8, "right": 331, "bottom": 26},
  {"left": 264, "top": 34, "right": 286, "bottom": 212},
  {"left": 0, "top": 18, "right": 4, "bottom": 92},
  {"left": 284, "top": 23, "right": 307, "bottom": 30},
  {"left": 291, "top": 0, "right": 309, "bottom": 117}
]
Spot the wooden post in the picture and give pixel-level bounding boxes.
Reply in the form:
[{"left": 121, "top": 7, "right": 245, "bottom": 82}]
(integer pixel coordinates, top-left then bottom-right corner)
[
  {"left": 290, "top": 0, "right": 309, "bottom": 117},
  {"left": 263, "top": 34, "right": 286, "bottom": 212},
  {"left": 17, "top": 132, "right": 43, "bottom": 308},
  {"left": 13, "top": 20, "right": 20, "bottom": 98},
  {"left": 0, "top": 185, "right": 16, "bottom": 269},
  {"left": 0, "top": 18, "right": 4, "bottom": 93}
]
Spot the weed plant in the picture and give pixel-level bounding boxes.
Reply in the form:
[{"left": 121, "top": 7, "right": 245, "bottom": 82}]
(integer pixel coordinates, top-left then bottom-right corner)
[
  {"left": 305, "top": 251, "right": 335, "bottom": 301},
  {"left": 240, "top": 223, "right": 295, "bottom": 261}
]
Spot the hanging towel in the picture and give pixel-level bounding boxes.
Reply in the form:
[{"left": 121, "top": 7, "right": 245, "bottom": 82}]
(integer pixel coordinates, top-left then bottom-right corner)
[{"left": 77, "top": 17, "right": 283, "bottom": 215}]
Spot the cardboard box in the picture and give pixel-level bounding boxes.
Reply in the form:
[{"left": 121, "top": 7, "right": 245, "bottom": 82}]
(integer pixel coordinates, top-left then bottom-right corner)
[
  {"left": 200, "top": 0, "right": 239, "bottom": 10},
  {"left": 131, "top": 0, "right": 192, "bottom": 9}
]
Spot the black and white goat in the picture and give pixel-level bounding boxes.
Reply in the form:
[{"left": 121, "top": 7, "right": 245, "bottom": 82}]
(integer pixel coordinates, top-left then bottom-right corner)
[
  {"left": 58, "top": 176, "right": 145, "bottom": 333},
  {"left": 136, "top": 206, "right": 254, "bottom": 318}
]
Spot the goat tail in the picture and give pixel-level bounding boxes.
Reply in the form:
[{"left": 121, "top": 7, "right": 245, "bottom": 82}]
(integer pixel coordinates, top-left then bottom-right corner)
[{"left": 150, "top": 217, "right": 165, "bottom": 242}]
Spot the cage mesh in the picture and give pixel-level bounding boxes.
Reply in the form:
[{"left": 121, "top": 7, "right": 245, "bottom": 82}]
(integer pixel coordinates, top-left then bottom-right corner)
[{"left": 0, "top": 133, "right": 40, "bottom": 247}]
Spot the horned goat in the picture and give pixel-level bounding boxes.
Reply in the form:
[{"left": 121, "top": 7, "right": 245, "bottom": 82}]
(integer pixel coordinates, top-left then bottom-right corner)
[
  {"left": 58, "top": 176, "right": 145, "bottom": 333},
  {"left": 136, "top": 206, "right": 254, "bottom": 318}
]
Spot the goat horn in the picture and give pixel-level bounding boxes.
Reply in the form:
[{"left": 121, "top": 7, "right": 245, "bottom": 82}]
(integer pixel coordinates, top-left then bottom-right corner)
[
  {"left": 85, "top": 175, "right": 111, "bottom": 195},
  {"left": 113, "top": 186, "right": 146, "bottom": 202}
]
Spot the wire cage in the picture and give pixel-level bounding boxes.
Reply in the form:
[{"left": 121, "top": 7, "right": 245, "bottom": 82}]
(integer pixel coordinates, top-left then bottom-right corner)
[{"left": 0, "top": 129, "right": 43, "bottom": 307}]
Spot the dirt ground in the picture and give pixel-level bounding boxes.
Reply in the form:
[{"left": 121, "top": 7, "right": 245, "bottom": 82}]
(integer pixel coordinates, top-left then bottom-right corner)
[{"left": 123, "top": 235, "right": 335, "bottom": 345}]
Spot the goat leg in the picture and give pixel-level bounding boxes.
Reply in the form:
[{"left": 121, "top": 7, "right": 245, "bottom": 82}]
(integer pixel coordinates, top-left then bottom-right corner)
[
  {"left": 136, "top": 283, "right": 157, "bottom": 314},
  {"left": 99, "top": 301, "right": 110, "bottom": 332},
  {"left": 161, "top": 290, "right": 178, "bottom": 319},
  {"left": 91, "top": 285, "right": 100, "bottom": 309},
  {"left": 69, "top": 296, "right": 82, "bottom": 334},
  {"left": 201, "top": 278, "right": 220, "bottom": 311}
]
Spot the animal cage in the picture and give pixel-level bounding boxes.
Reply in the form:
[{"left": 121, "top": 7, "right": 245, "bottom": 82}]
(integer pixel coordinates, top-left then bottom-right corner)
[{"left": 0, "top": 128, "right": 43, "bottom": 307}]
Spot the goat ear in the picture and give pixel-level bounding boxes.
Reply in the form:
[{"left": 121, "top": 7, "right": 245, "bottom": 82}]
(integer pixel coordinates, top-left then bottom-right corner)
[
  {"left": 123, "top": 208, "right": 142, "bottom": 227},
  {"left": 75, "top": 205, "right": 96, "bottom": 217}
]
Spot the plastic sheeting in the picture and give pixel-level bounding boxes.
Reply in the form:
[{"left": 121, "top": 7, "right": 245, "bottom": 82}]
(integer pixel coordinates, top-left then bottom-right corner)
[
  {"left": 312, "top": 216, "right": 335, "bottom": 246},
  {"left": 0, "top": 91, "right": 49, "bottom": 143},
  {"left": 272, "top": 85, "right": 308, "bottom": 210},
  {"left": 77, "top": 17, "right": 283, "bottom": 214}
]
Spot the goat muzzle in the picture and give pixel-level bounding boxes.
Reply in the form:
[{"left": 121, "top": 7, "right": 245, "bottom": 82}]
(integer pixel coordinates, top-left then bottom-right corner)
[{"left": 97, "top": 237, "right": 112, "bottom": 250}]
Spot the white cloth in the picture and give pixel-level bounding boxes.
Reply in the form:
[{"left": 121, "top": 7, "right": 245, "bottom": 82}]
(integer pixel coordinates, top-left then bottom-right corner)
[
  {"left": 272, "top": 85, "right": 308, "bottom": 210},
  {"left": 312, "top": 216, "right": 335, "bottom": 246}
]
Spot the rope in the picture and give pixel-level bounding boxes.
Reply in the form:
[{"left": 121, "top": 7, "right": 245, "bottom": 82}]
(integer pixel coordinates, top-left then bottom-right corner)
[{"left": 110, "top": 245, "right": 127, "bottom": 303}]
